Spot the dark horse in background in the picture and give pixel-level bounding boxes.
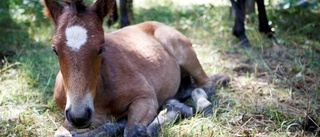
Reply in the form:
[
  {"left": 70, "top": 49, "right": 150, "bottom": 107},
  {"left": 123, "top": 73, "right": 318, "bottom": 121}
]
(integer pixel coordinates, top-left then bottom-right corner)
[
  {"left": 107, "top": 0, "right": 132, "bottom": 28},
  {"left": 110, "top": 0, "right": 275, "bottom": 48},
  {"left": 231, "top": 0, "right": 275, "bottom": 48}
]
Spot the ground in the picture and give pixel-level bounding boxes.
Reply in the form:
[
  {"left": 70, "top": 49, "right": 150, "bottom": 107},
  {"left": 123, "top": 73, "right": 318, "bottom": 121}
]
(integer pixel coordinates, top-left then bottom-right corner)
[{"left": 0, "top": 0, "right": 319, "bottom": 136}]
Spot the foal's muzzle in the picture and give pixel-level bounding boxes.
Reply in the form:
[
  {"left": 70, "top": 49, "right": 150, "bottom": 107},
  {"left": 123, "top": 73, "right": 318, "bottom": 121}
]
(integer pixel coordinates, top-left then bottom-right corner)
[{"left": 66, "top": 107, "right": 92, "bottom": 128}]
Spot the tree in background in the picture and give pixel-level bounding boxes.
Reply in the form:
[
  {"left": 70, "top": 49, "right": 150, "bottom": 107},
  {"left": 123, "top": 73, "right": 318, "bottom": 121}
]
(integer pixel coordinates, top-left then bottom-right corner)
[{"left": 0, "top": 0, "right": 48, "bottom": 65}]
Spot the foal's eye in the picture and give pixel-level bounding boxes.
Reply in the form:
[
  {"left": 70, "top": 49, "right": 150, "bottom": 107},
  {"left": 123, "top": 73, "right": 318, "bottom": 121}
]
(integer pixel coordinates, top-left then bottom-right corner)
[
  {"left": 52, "top": 47, "right": 58, "bottom": 56},
  {"left": 98, "top": 46, "right": 104, "bottom": 56}
]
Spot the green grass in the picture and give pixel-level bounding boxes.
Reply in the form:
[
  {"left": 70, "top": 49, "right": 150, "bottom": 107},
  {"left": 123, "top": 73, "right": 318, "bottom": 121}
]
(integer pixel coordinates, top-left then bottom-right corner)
[{"left": 1, "top": 0, "right": 320, "bottom": 136}]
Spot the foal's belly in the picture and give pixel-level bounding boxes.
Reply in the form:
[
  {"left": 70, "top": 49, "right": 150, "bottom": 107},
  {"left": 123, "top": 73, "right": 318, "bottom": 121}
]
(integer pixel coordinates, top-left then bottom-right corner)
[
  {"left": 99, "top": 26, "right": 182, "bottom": 119},
  {"left": 152, "top": 58, "right": 180, "bottom": 105},
  {"left": 127, "top": 37, "right": 181, "bottom": 105}
]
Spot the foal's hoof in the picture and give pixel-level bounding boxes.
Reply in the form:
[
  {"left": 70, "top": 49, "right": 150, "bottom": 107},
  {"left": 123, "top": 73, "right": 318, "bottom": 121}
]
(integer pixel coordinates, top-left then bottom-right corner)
[
  {"left": 195, "top": 97, "right": 213, "bottom": 116},
  {"left": 125, "top": 124, "right": 149, "bottom": 137},
  {"left": 211, "top": 74, "right": 231, "bottom": 86},
  {"left": 191, "top": 88, "right": 213, "bottom": 116},
  {"left": 54, "top": 126, "right": 72, "bottom": 137},
  {"left": 147, "top": 108, "right": 179, "bottom": 136},
  {"left": 201, "top": 83, "right": 215, "bottom": 98},
  {"left": 202, "top": 105, "right": 213, "bottom": 117},
  {"left": 165, "top": 99, "right": 193, "bottom": 118}
]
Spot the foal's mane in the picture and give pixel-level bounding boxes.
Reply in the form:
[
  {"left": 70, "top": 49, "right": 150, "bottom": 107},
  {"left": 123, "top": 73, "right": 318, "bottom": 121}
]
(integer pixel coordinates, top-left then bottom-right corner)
[
  {"left": 65, "top": 0, "right": 87, "bottom": 14},
  {"left": 42, "top": 0, "right": 114, "bottom": 22},
  {"left": 42, "top": 0, "right": 87, "bottom": 19}
]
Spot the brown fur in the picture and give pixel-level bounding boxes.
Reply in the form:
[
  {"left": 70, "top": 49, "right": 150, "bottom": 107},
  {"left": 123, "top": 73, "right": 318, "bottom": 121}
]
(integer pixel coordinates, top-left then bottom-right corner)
[
  {"left": 43, "top": 0, "right": 213, "bottom": 136},
  {"left": 41, "top": 0, "right": 51, "bottom": 19}
]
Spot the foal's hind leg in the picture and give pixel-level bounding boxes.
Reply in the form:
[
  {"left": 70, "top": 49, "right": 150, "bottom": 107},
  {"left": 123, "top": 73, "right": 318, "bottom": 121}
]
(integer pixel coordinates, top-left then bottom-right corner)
[
  {"left": 177, "top": 42, "right": 215, "bottom": 97},
  {"left": 154, "top": 22, "right": 214, "bottom": 114},
  {"left": 154, "top": 26, "right": 214, "bottom": 96}
]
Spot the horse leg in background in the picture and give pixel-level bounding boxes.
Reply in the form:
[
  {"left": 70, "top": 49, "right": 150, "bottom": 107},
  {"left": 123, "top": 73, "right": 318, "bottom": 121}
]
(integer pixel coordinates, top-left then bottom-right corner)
[
  {"left": 255, "top": 0, "right": 276, "bottom": 39},
  {"left": 230, "top": 0, "right": 252, "bottom": 48},
  {"left": 147, "top": 99, "right": 193, "bottom": 136},
  {"left": 106, "top": 0, "right": 132, "bottom": 28},
  {"left": 107, "top": 1, "right": 119, "bottom": 27},
  {"left": 120, "top": 0, "right": 131, "bottom": 28}
]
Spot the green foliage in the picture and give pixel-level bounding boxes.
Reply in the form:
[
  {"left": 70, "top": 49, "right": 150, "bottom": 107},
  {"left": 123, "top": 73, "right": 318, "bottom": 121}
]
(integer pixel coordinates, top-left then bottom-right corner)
[
  {"left": 0, "top": 1, "right": 26, "bottom": 53},
  {"left": 271, "top": 6, "right": 320, "bottom": 42},
  {"left": 0, "top": 0, "right": 53, "bottom": 54}
]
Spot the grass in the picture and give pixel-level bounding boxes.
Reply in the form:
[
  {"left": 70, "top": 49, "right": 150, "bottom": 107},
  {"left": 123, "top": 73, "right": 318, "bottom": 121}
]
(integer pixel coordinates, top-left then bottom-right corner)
[{"left": 1, "top": 0, "right": 320, "bottom": 136}]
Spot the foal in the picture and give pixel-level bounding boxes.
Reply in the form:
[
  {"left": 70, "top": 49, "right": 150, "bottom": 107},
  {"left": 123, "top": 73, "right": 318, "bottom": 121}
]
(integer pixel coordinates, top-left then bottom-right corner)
[{"left": 43, "top": 0, "right": 214, "bottom": 136}]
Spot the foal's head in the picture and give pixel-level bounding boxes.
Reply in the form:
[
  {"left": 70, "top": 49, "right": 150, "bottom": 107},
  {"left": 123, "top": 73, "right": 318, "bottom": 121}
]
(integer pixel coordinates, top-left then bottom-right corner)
[{"left": 43, "top": 0, "right": 113, "bottom": 128}]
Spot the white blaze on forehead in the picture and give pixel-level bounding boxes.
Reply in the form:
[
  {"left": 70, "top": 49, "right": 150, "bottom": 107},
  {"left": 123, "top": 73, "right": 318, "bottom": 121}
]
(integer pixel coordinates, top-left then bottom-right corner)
[{"left": 65, "top": 25, "right": 88, "bottom": 51}]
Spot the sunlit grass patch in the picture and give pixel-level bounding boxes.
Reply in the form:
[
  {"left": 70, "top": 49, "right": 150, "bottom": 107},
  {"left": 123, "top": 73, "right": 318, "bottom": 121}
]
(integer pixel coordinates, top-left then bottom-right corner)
[
  {"left": 0, "top": 70, "right": 61, "bottom": 136},
  {"left": 0, "top": 41, "right": 61, "bottom": 136},
  {"left": 0, "top": 10, "right": 60, "bottom": 134}
]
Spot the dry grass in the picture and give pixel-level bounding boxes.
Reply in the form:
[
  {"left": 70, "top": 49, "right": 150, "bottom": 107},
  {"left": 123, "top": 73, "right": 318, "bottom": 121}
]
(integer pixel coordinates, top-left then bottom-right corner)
[{"left": 0, "top": 0, "right": 319, "bottom": 136}]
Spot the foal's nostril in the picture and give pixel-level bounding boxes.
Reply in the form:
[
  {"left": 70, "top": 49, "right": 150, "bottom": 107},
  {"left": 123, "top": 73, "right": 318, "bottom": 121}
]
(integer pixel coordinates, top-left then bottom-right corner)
[
  {"left": 65, "top": 107, "right": 92, "bottom": 128},
  {"left": 65, "top": 108, "right": 71, "bottom": 123},
  {"left": 85, "top": 108, "right": 92, "bottom": 121}
]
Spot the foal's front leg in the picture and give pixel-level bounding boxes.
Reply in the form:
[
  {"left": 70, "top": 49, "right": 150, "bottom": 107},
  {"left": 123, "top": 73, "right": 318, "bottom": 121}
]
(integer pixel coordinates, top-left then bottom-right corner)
[{"left": 124, "top": 98, "right": 158, "bottom": 137}]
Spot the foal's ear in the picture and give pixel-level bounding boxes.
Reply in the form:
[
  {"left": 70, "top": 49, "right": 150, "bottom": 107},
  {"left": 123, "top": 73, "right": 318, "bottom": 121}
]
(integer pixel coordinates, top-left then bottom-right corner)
[
  {"left": 92, "top": 0, "right": 114, "bottom": 20},
  {"left": 42, "top": 0, "right": 63, "bottom": 23}
]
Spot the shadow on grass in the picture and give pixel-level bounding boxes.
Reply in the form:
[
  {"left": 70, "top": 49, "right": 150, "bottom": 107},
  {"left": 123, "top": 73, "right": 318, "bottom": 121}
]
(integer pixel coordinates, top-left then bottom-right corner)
[{"left": 224, "top": 5, "right": 320, "bottom": 135}]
